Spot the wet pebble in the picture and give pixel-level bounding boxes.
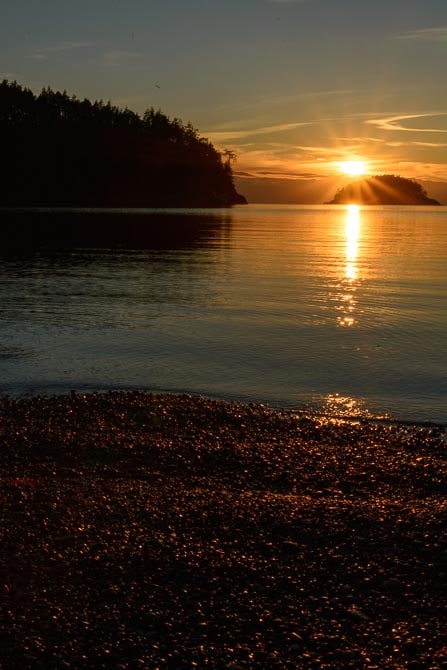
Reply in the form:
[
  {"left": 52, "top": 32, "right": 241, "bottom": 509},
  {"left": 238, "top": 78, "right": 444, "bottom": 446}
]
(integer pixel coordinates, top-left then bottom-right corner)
[{"left": 0, "top": 391, "right": 446, "bottom": 668}]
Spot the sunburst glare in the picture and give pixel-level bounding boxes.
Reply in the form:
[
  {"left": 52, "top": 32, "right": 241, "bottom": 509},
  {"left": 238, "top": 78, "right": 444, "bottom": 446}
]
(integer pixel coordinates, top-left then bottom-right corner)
[{"left": 338, "top": 160, "right": 369, "bottom": 176}]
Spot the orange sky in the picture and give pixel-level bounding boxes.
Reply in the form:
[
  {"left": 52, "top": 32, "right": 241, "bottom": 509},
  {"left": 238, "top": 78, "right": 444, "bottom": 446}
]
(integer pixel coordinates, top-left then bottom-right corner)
[{"left": 2, "top": 0, "right": 447, "bottom": 200}]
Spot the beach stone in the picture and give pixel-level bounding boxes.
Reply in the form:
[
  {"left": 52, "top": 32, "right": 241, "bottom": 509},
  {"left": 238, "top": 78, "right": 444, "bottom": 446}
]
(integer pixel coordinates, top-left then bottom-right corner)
[
  {"left": 1, "top": 392, "right": 446, "bottom": 669},
  {"left": 381, "top": 577, "right": 405, "bottom": 595}
]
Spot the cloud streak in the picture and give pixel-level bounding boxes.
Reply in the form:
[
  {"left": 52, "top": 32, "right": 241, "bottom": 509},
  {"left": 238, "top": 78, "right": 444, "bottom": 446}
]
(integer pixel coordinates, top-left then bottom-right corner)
[
  {"left": 205, "top": 120, "right": 313, "bottom": 142},
  {"left": 32, "top": 41, "right": 91, "bottom": 60},
  {"left": 366, "top": 113, "right": 447, "bottom": 133},
  {"left": 396, "top": 26, "right": 447, "bottom": 41},
  {"left": 386, "top": 141, "right": 447, "bottom": 148},
  {"left": 207, "top": 109, "right": 385, "bottom": 144}
]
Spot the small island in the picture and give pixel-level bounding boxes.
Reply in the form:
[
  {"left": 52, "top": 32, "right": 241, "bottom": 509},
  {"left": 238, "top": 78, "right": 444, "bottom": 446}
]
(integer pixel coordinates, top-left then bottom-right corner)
[
  {"left": 0, "top": 80, "right": 247, "bottom": 208},
  {"left": 326, "top": 174, "right": 440, "bottom": 205}
]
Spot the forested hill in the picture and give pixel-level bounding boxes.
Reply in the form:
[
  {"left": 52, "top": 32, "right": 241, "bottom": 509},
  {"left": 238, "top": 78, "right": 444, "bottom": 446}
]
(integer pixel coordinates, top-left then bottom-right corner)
[
  {"left": 0, "top": 80, "right": 247, "bottom": 208},
  {"left": 326, "top": 174, "right": 440, "bottom": 205}
]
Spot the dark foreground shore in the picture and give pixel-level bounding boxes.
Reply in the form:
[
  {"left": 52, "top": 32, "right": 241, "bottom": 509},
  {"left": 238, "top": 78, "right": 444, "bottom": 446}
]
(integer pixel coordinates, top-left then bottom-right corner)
[{"left": 1, "top": 392, "right": 446, "bottom": 669}]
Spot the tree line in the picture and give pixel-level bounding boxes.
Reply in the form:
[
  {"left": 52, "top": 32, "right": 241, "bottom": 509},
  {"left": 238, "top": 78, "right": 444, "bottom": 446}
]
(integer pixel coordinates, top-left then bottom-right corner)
[{"left": 0, "top": 80, "right": 246, "bottom": 207}]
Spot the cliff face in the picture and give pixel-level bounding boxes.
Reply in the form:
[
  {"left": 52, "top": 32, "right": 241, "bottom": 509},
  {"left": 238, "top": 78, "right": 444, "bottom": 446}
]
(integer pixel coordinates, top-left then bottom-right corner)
[
  {"left": 0, "top": 80, "right": 246, "bottom": 208},
  {"left": 327, "top": 175, "right": 440, "bottom": 205}
]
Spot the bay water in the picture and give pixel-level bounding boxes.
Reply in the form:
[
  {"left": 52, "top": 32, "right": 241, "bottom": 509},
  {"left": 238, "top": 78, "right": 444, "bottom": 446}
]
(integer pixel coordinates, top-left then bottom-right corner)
[{"left": 0, "top": 204, "right": 446, "bottom": 425}]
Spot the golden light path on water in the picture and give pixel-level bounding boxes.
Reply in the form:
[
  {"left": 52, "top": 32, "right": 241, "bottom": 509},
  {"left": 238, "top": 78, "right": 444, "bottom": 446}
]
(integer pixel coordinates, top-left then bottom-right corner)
[
  {"left": 337, "top": 204, "right": 360, "bottom": 329},
  {"left": 324, "top": 205, "right": 371, "bottom": 418},
  {"left": 345, "top": 204, "right": 360, "bottom": 281}
]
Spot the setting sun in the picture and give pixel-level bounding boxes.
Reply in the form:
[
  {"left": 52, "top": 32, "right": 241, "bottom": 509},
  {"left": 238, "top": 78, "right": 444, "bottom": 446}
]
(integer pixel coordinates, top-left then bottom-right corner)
[{"left": 338, "top": 160, "right": 368, "bottom": 176}]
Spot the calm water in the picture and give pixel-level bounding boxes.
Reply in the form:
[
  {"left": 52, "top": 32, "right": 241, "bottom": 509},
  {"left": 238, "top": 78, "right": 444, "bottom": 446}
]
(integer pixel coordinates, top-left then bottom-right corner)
[{"left": 0, "top": 204, "right": 446, "bottom": 425}]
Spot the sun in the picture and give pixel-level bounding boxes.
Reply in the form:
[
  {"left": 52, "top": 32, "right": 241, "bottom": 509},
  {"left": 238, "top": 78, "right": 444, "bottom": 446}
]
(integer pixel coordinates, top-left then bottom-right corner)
[{"left": 338, "top": 160, "right": 368, "bottom": 176}]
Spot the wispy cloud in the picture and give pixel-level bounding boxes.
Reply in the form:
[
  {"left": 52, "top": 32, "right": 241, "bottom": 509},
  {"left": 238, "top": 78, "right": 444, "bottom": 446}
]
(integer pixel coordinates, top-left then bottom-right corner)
[
  {"left": 207, "top": 88, "right": 370, "bottom": 122},
  {"left": 205, "top": 120, "right": 312, "bottom": 142},
  {"left": 386, "top": 141, "right": 447, "bottom": 148},
  {"left": 227, "top": 137, "right": 381, "bottom": 181},
  {"left": 396, "top": 26, "right": 447, "bottom": 41},
  {"left": 332, "top": 136, "right": 385, "bottom": 144},
  {"left": 208, "top": 109, "right": 447, "bottom": 183},
  {"left": 411, "top": 141, "right": 447, "bottom": 147},
  {"left": 390, "top": 160, "right": 447, "bottom": 183},
  {"left": 207, "top": 109, "right": 380, "bottom": 144},
  {"left": 366, "top": 113, "right": 447, "bottom": 133},
  {"left": 32, "top": 41, "right": 91, "bottom": 60},
  {"left": 294, "top": 145, "right": 336, "bottom": 156}
]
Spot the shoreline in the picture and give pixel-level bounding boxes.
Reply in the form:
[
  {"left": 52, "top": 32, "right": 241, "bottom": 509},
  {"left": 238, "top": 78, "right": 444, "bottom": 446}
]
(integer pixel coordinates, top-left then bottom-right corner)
[
  {"left": 2, "top": 391, "right": 446, "bottom": 668},
  {"left": 2, "top": 386, "right": 446, "bottom": 433}
]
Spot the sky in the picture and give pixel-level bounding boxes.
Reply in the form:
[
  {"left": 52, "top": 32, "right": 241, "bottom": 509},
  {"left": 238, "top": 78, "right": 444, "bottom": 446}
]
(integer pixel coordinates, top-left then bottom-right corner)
[{"left": 2, "top": 0, "right": 447, "bottom": 202}]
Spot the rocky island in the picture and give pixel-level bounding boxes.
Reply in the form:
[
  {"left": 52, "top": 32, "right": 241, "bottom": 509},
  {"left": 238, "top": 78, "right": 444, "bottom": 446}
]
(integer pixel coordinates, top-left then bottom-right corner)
[{"left": 327, "top": 174, "right": 441, "bottom": 205}]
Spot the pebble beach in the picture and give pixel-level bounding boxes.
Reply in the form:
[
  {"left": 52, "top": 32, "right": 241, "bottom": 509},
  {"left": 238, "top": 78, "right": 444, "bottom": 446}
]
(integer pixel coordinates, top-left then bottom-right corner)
[{"left": 1, "top": 391, "right": 446, "bottom": 669}]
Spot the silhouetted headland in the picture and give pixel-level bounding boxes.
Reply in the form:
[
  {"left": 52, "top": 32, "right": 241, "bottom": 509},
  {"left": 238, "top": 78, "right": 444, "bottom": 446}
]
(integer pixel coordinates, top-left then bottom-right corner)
[
  {"left": 326, "top": 174, "right": 441, "bottom": 205},
  {"left": 0, "top": 80, "right": 247, "bottom": 208}
]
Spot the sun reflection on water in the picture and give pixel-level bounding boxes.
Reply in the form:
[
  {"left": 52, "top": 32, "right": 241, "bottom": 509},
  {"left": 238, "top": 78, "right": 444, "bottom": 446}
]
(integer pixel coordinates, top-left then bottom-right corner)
[
  {"left": 323, "top": 393, "right": 371, "bottom": 418},
  {"left": 337, "top": 205, "right": 361, "bottom": 327},
  {"left": 345, "top": 204, "right": 360, "bottom": 281}
]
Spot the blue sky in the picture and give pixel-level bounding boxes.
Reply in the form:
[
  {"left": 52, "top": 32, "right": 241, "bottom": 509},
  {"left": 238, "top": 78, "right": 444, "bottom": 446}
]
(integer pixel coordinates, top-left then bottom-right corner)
[{"left": 2, "top": 0, "right": 447, "bottom": 191}]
